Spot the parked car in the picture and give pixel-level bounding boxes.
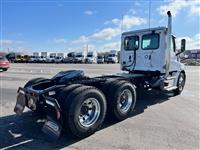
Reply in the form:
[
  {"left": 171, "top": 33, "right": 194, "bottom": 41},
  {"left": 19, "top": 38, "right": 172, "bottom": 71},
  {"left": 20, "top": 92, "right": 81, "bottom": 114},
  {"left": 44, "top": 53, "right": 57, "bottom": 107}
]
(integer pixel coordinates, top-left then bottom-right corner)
[{"left": 0, "top": 56, "right": 10, "bottom": 71}]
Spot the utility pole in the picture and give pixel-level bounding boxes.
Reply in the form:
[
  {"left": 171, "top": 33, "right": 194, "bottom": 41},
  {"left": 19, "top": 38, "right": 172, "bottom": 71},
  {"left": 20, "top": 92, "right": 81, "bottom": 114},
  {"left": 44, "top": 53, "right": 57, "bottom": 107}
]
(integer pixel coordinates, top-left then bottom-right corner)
[{"left": 86, "top": 44, "right": 89, "bottom": 53}]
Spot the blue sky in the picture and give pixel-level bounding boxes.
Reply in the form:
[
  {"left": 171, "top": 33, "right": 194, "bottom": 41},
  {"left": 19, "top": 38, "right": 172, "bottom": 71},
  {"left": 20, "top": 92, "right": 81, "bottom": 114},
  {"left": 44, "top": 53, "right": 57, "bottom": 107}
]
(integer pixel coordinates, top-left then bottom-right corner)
[{"left": 0, "top": 0, "right": 200, "bottom": 53}]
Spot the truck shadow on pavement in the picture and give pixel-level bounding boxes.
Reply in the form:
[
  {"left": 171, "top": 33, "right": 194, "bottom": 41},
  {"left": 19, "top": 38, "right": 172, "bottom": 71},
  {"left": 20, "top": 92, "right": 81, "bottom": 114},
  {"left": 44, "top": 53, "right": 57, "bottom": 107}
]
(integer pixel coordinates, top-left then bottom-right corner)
[{"left": 0, "top": 90, "right": 175, "bottom": 150}]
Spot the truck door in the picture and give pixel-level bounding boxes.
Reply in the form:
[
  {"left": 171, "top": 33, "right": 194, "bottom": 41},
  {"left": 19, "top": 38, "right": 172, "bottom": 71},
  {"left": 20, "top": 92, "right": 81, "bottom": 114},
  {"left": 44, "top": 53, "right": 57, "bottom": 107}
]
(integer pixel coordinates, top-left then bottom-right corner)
[
  {"left": 170, "top": 35, "right": 179, "bottom": 71},
  {"left": 120, "top": 35, "right": 139, "bottom": 69},
  {"left": 139, "top": 33, "right": 161, "bottom": 69}
]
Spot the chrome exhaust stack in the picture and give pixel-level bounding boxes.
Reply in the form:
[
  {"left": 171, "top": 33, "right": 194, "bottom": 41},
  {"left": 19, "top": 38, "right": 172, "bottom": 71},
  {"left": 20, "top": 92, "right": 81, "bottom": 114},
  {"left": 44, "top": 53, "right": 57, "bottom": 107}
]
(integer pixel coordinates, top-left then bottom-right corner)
[{"left": 165, "top": 11, "right": 172, "bottom": 78}]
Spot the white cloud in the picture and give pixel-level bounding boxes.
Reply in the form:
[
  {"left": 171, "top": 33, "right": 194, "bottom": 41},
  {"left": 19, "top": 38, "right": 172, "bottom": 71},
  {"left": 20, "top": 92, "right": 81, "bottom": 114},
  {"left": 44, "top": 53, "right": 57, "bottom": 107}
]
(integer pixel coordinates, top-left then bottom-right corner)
[
  {"left": 127, "top": 9, "right": 136, "bottom": 15},
  {"left": 84, "top": 10, "right": 95, "bottom": 15},
  {"left": 122, "top": 15, "right": 147, "bottom": 29},
  {"left": 176, "top": 33, "right": 200, "bottom": 50},
  {"left": 134, "top": 1, "right": 141, "bottom": 6},
  {"left": 0, "top": 40, "right": 24, "bottom": 45},
  {"left": 92, "top": 28, "right": 121, "bottom": 40},
  {"left": 15, "top": 41, "right": 24, "bottom": 44},
  {"left": 0, "top": 40, "right": 13, "bottom": 44},
  {"left": 104, "top": 15, "right": 146, "bottom": 30},
  {"left": 189, "top": 4, "right": 200, "bottom": 15},
  {"left": 71, "top": 35, "right": 89, "bottom": 44},
  {"left": 158, "top": 0, "right": 200, "bottom": 17},
  {"left": 53, "top": 38, "right": 67, "bottom": 44},
  {"left": 101, "top": 42, "right": 120, "bottom": 51}
]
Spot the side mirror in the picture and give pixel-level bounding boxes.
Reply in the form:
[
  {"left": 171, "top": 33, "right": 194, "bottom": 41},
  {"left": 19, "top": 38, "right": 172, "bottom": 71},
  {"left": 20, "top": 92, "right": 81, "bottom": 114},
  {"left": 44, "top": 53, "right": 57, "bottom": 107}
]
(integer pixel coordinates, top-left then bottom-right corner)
[{"left": 181, "top": 39, "right": 186, "bottom": 52}]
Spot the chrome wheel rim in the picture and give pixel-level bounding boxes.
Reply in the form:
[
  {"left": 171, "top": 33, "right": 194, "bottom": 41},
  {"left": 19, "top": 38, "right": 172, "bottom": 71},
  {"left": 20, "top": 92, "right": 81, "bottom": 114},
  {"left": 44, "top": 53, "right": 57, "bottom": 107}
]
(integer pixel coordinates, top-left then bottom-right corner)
[
  {"left": 178, "top": 75, "right": 185, "bottom": 91},
  {"left": 78, "top": 98, "right": 100, "bottom": 127},
  {"left": 118, "top": 89, "right": 133, "bottom": 114}
]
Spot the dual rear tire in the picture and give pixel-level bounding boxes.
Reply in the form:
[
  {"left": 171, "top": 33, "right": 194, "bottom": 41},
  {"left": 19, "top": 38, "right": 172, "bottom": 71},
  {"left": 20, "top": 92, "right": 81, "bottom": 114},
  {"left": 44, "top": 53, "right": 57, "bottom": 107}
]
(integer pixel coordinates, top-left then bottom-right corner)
[
  {"left": 59, "top": 80, "right": 136, "bottom": 138},
  {"left": 58, "top": 85, "right": 107, "bottom": 138},
  {"left": 104, "top": 80, "right": 137, "bottom": 121}
]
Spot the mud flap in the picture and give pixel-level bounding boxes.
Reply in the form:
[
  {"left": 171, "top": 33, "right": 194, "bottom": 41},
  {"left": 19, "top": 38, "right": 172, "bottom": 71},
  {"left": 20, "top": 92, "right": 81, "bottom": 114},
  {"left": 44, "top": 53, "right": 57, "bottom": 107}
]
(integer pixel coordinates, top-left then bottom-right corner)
[
  {"left": 42, "top": 116, "right": 62, "bottom": 141},
  {"left": 14, "top": 90, "right": 26, "bottom": 115}
]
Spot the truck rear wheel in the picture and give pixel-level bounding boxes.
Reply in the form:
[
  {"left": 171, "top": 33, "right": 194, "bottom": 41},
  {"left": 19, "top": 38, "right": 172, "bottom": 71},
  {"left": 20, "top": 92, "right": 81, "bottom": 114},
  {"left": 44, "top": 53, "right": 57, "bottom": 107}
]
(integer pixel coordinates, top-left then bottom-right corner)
[
  {"left": 64, "top": 86, "right": 107, "bottom": 138},
  {"left": 57, "top": 84, "right": 83, "bottom": 106},
  {"left": 107, "top": 81, "right": 136, "bottom": 121}
]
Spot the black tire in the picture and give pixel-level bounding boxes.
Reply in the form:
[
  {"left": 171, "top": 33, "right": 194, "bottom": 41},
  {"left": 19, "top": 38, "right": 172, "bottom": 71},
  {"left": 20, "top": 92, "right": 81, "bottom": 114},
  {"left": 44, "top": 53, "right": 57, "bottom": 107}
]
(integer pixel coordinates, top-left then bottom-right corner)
[
  {"left": 63, "top": 86, "right": 107, "bottom": 138},
  {"left": 57, "top": 84, "right": 83, "bottom": 109},
  {"left": 101, "top": 78, "right": 119, "bottom": 94},
  {"left": 2, "top": 68, "right": 8, "bottom": 71},
  {"left": 106, "top": 80, "right": 136, "bottom": 121},
  {"left": 173, "top": 72, "right": 186, "bottom": 95}
]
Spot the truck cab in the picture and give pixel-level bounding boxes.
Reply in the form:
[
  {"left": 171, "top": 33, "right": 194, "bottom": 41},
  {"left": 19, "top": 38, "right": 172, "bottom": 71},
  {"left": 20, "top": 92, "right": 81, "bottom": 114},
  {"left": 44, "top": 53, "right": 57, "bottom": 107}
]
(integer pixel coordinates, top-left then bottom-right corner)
[
  {"left": 74, "top": 52, "right": 86, "bottom": 63},
  {"left": 120, "top": 11, "right": 186, "bottom": 91},
  {"left": 63, "top": 52, "right": 76, "bottom": 63},
  {"left": 39, "top": 52, "right": 48, "bottom": 63},
  {"left": 107, "top": 50, "right": 118, "bottom": 63},
  {"left": 120, "top": 27, "right": 184, "bottom": 73},
  {"left": 97, "top": 54, "right": 104, "bottom": 64},
  {"left": 85, "top": 51, "right": 97, "bottom": 63},
  {"left": 46, "top": 53, "right": 56, "bottom": 63}
]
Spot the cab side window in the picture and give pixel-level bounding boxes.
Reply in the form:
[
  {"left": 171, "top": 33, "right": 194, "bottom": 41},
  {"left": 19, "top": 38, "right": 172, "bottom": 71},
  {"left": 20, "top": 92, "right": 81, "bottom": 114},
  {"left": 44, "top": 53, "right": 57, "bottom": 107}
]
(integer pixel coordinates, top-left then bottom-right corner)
[
  {"left": 124, "top": 36, "right": 139, "bottom": 51},
  {"left": 142, "top": 33, "right": 159, "bottom": 50}
]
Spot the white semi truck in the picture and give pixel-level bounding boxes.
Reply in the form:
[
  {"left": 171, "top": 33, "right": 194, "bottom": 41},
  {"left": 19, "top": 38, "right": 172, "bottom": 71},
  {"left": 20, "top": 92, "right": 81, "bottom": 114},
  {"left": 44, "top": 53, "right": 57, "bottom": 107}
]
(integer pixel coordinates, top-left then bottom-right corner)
[
  {"left": 85, "top": 51, "right": 97, "bottom": 63},
  {"left": 39, "top": 52, "right": 48, "bottom": 63},
  {"left": 30, "top": 52, "right": 40, "bottom": 63},
  {"left": 63, "top": 52, "right": 76, "bottom": 63},
  {"left": 46, "top": 53, "right": 57, "bottom": 63},
  {"left": 55, "top": 53, "right": 65, "bottom": 63},
  {"left": 74, "top": 51, "right": 86, "bottom": 63},
  {"left": 106, "top": 50, "right": 118, "bottom": 63},
  {"left": 14, "top": 11, "right": 186, "bottom": 140}
]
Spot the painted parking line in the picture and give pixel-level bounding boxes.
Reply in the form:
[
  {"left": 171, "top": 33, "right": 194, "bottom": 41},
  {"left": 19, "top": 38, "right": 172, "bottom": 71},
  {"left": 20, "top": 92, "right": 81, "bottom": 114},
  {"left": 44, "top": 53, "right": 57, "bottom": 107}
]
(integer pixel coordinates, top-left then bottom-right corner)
[{"left": 0, "top": 139, "right": 33, "bottom": 150}]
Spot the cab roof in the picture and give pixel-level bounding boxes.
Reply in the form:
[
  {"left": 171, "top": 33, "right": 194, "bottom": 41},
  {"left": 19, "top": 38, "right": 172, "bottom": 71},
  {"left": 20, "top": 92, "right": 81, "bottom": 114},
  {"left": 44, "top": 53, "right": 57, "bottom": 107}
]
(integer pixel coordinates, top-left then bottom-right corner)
[{"left": 122, "top": 27, "right": 167, "bottom": 36}]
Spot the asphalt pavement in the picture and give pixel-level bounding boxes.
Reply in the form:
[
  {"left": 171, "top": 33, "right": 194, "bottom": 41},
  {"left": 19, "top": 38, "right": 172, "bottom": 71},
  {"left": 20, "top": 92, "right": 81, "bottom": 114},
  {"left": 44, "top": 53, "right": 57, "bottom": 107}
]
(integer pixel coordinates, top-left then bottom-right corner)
[{"left": 0, "top": 63, "right": 199, "bottom": 150}]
